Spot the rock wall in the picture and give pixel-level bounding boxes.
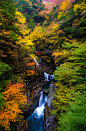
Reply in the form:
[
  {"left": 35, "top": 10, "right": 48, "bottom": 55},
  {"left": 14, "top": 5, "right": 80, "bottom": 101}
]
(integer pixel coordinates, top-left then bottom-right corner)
[
  {"left": 44, "top": 82, "right": 57, "bottom": 131},
  {"left": 17, "top": 55, "right": 56, "bottom": 131},
  {"left": 23, "top": 70, "right": 45, "bottom": 119}
]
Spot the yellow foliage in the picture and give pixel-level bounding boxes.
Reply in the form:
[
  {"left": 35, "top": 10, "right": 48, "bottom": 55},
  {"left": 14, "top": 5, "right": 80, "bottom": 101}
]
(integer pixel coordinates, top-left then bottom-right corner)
[
  {"left": 57, "top": 12, "right": 64, "bottom": 20},
  {"left": 46, "top": 16, "right": 50, "bottom": 20},
  {"left": 25, "top": 0, "right": 32, "bottom": 6},
  {"left": 29, "top": 26, "right": 45, "bottom": 50},
  {"left": 59, "top": 0, "right": 71, "bottom": 11},
  {"left": 15, "top": 11, "right": 30, "bottom": 36},
  {"left": 30, "top": 30, "right": 45, "bottom": 42},
  {"left": 17, "top": 36, "right": 34, "bottom": 46},
  {"left": 52, "top": 51, "right": 63, "bottom": 57},
  {"left": 0, "top": 22, "right": 2, "bottom": 26},
  {"left": 57, "top": 0, "right": 71, "bottom": 20},
  {"left": 15, "top": 11, "right": 26, "bottom": 24},
  {"left": 52, "top": 24, "right": 59, "bottom": 30},
  {"left": 0, "top": 30, "right": 10, "bottom": 45},
  {"left": 30, "top": 54, "right": 37, "bottom": 59},
  {"left": 0, "top": 82, "right": 27, "bottom": 130},
  {"left": 55, "top": 83, "right": 58, "bottom": 86},
  {"left": 73, "top": 1, "right": 86, "bottom": 15},
  {"left": 52, "top": 51, "right": 65, "bottom": 66},
  {"left": 15, "top": 11, "right": 34, "bottom": 52}
]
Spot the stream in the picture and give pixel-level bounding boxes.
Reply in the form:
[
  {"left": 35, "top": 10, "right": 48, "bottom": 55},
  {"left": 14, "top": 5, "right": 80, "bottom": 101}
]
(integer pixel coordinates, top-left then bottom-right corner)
[
  {"left": 26, "top": 58, "right": 54, "bottom": 131},
  {"left": 27, "top": 91, "right": 47, "bottom": 131}
]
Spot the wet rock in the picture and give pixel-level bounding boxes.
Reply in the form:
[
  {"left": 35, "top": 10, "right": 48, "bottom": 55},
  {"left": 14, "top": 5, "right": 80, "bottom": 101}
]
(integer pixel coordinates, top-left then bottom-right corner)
[
  {"left": 17, "top": 55, "right": 56, "bottom": 131},
  {"left": 47, "top": 82, "right": 56, "bottom": 109},
  {"left": 17, "top": 120, "right": 29, "bottom": 131},
  {"left": 44, "top": 82, "right": 57, "bottom": 131},
  {"left": 23, "top": 86, "right": 43, "bottom": 119},
  {"left": 23, "top": 97, "right": 39, "bottom": 120},
  {"left": 44, "top": 116, "right": 57, "bottom": 131},
  {"left": 43, "top": 89, "right": 49, "bottom": 94}
]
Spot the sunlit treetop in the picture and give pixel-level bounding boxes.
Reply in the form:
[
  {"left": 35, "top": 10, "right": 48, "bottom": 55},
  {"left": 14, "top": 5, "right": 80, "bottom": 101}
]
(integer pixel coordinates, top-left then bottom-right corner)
[
  {"left": 57, "top": 0, "right": 73, "bottom": 20},
  {"left": 15, "top": 11, "right": 30, "bottom": 36},
  {"left": 15, "top": 11, "right": 26, "bottom": 24},
  {"left": 73, "top": 0, "right": 86, "bottom": 15}
]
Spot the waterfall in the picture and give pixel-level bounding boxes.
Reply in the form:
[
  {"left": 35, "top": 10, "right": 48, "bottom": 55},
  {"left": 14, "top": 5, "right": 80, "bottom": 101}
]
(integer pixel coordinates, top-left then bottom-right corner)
[
  {"left": 44, "top": 72, "right": 50, "bottom": 81},
  {"left": 33, "top": 58, "right": 54, "bottom": 81},
  {"left": 27, "top": 91, "right": 47, "bottom": 131},
  {"left": 50, "top": 74, "right": 54, "bottom": 80},
  {"left": 39, "top": 91, "right": 44, "bottom": 107},
  {"left": 26, "top": 58, "right": 54, "bottom": 130},
  {"left": 44, "top": 72, "right": 54, "bottom": 81},
  {"left": 33, "top": 58, "right": 39, "bottom": 67}
]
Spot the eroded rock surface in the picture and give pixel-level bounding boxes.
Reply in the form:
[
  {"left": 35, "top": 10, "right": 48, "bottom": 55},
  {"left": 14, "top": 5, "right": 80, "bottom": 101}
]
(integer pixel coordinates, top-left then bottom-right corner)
[{"left": 44, "top": 82, "right": 57, "bottom": 131}]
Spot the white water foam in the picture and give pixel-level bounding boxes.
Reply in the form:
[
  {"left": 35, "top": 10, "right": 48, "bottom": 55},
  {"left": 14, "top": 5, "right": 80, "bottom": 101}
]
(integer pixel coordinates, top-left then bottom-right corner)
[
  {"left": 44, "top": 72, "right": 49, "bottom": 81},
  {"left": 33, "top": 58, "right": 39, "bottom": 67},
  {"left": 27, "top": 91, "right": 47, "bottom": 120},
  {"left": 44, "top": 72, "right": 54, "bottom": 81},
  {"left": 35, "top": 104, "right": 45, "bottom": 117},
  {"left": 36, "top": 92, "right": 47, "bottom": 117},
  {"left": 39, "top": 91, "right": 44, "bottom": 107}
]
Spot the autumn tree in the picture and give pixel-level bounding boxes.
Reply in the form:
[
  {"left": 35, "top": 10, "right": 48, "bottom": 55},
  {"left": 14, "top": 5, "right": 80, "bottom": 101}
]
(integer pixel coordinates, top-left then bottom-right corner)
[
  {"left": 0, "top": 0, "right": 20, "bottom": 71},
  {"left": 30, "top": 26, "right": 46, "bottom": 51},
  {"left": 0, "top": 82, "right": 27, "bottom": 130},
  {"left": 0, "top": 3, "right": 35, "bottom": 131},
  {"left": 15, "top": 11, "right": 35, "bottom": 54},
  {"left": 52, "top": 41, "right": 86, "bottom": 131},
  {"left": 57, "top": 0, "right": 72, "bottom": 20},
  {"left": 73, "top": 0, "right": 86, "bottom": 38},
  {"left": 0, "top": 62, "right": 13, "bottom": 111},
  {"left": 56, "top": 0, "right": 86, "bottom": 40},
  {"left": 45, "top": 23, "right": 65, "bottom": 50},
  {"left": 13, "top": 0, "right": 45, "bottom": 30}
]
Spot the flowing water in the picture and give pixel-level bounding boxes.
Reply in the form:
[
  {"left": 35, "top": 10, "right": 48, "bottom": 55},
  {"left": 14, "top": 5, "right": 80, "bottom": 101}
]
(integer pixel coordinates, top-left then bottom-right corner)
[
  {"left": 33, "top": 58, "right": 39, "bottom": 67},
  {"left": 27, "top": 91, "right": 47, "bottom": 131},
  {"left": 44, "top": 72, "right": 54, "bottom": 81},
  {"left": 27, "top": 58, "right": 54, "bottom": 131}
]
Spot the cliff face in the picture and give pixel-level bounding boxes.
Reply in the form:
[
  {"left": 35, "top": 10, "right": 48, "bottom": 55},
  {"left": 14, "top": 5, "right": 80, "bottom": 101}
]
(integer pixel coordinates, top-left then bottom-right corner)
[{"left": 44, "top": 82, "right": 57, "bottom": 131}]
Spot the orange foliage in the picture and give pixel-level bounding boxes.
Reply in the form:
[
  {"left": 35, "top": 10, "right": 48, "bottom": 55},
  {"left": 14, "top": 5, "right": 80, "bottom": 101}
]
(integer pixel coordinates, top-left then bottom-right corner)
[
  {"left": 25, "top": 70, "right": 35, "bottom": 76},
  {"left": 57, "top": 30, "right": 64, "bottom": 34},
  {"left": 59, "top": 0, "right": 71, "bottom": 11},
  {"left": 26, "top": 62, "right": 36, "bottom": 66},
  {"left": 0, "top": 82, "right": 27, "bottom": 130}
]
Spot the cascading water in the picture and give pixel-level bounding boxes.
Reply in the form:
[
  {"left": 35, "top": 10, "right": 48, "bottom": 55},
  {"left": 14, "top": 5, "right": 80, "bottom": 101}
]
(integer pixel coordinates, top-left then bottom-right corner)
[
  {"left": 33, "top": 58, "right": 39, "bottom": 67},
  {"left": 27, "top": 91, "right": 47, "bottom": 131},
  {"left": 44, "top": 72, "right": 50, "bottom": 81},
  {"left": 39, "top": 91, "right": 44, "bottom": 107},
  {"left": 26, "top": 58, "right": 54, "bottom": 130},
  {"left": 50, "top": 74, "right": 54, "bottom": 80},
  {"left": 44, "top": 72, "right": 54, "bottom": 81}
]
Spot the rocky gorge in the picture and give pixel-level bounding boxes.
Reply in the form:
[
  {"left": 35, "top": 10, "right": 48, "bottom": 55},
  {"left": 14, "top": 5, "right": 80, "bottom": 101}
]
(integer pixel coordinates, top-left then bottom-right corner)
[{"left": 17, "top": 54, "right": 57, "bottom": 131}]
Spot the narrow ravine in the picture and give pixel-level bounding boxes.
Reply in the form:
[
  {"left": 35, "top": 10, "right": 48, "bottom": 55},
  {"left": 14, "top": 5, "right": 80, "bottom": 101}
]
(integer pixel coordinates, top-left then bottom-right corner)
[{"left": 26, "top": 58, "right": 55, "bottom": 131}]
